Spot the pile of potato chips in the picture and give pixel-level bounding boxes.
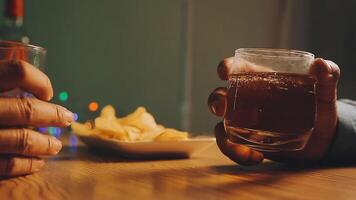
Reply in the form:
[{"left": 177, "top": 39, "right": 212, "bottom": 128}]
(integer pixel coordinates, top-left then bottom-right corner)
[{"left": 71, "top": 105, "right": 188, "bottom": 142}]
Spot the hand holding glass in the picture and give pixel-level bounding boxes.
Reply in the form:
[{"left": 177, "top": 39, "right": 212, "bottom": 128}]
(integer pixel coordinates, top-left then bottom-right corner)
[{"left": 224, "top": 48, "right": 315, "bottom": 152}]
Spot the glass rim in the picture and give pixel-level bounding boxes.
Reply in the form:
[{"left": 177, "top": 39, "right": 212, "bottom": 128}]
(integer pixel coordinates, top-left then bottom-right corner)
[
  {"left": 235, "top": 48, "right": 314, "bottom": 59},
  {"left": 0, "top": 40, "right": 46, "bottom": 53}
]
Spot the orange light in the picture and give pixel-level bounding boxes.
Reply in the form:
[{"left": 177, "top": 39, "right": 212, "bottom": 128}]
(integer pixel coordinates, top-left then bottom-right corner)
[{"left": 88, "top": 102, "right": 99, "bottom": 112}]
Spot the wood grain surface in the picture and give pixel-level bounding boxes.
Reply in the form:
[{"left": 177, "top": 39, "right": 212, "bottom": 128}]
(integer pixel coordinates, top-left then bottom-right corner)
[{"left": 1, "top": 133, "right": 356, "bottom": 200}]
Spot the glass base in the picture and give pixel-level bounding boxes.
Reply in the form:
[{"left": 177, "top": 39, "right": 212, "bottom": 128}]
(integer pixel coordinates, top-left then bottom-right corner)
[{"left": 225, "top": 125, "right": 313, "bottom": 152}]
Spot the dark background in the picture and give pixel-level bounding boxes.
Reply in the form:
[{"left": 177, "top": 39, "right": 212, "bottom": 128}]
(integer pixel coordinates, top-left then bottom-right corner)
[{"left": 0, "top": 0, "right": 354, "bottom": 134}]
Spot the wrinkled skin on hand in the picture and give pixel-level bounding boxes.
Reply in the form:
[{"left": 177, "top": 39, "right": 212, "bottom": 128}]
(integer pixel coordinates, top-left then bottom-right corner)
[{"left": 0, "top": 60, "right": 73, "bottom": 178}]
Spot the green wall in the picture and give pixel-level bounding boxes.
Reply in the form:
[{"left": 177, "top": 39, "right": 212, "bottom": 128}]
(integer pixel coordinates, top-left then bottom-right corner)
[
  {"left": 19, "top": 1, "right": 186, "bottom": 129},
  {"left": 0, "top": 0, "right": 315, "bottom": 134}
]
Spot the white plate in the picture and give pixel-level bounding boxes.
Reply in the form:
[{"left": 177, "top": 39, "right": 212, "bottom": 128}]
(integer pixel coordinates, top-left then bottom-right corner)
[{"left": 76, "top": 134, "right": 216, "bottom": 159}]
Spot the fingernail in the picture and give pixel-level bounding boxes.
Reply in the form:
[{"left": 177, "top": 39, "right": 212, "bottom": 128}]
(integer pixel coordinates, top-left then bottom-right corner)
[
  {"left": 210, "top": 100, "right": 220, "bottom": 115},
  {"left": 32, "top": 159, "right": 45, "bottom": 172},
  {"left": 50, "top": 137, "right": 62, "bottom": 155},
  {"left": 64, "top": 110, "right": 74, "bottom": 124},
  {"left": 319, "top": 58, "right": 331, "bottom": 70},
  {"left": 208, "top": 93, "right": 226, "bottom": 117}
]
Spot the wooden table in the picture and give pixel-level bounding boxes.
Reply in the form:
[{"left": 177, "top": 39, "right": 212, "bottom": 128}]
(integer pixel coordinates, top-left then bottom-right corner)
[{"left": 1, "top": 133, "right": 356, "bottom": 200}]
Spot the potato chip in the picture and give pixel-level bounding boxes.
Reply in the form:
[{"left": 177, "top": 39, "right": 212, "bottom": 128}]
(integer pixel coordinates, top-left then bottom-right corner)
[
  {"left": 71, "top": 105, "right": 189, "bottom": 142},
  {"left": 154, "top": 128, "right": 188, "bottom": 141},
  {"left": 117, "top": 107, "right": 145, "bottom": 124},
  {"left": 100, "top": 105, "right": 116, "bottom": 119},
  {"left": 139, "top": 129, "right": 165, "bottom": 141},
  {"left": 95, "top": 117, "right": 128, "bottom": 141},
  {"left": 117, "top": 107, "right": 159, "bottom": 132},
  {"left": 71, "top": 121, "right": 100, "bottom": 136},
  {"left": 123, "top": 125, "right": 141, "bottom": 141},
  {"left": 157, "top": 124, "right": 165, "bottom": 130}
]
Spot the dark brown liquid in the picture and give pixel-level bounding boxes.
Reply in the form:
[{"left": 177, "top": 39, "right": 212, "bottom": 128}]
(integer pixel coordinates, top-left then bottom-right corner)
[{"left": 224, "top": 72, "right": 316, "bottom": 151}]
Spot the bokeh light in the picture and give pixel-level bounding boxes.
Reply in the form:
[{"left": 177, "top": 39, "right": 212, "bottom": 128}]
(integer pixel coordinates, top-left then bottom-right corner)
[
  {"left": 73, "top": 113, "right": 79, "bottom": 121},
  {"left": 69, "top": 134, "right": 78, "bottom": 152},
  {"left": 38, "top": 127, "right": 62, "bottom": 138},
  {"left": 59, "top": 91, "right": 69, "bottom": 102},
  {"left": 88, "top": 102, "right": 99, "bottom": 112},
  {"left": 38, "top": 127, "right": 47, "bottom": 133},
  {"left": 47, "top": 127, "right": 62, "bottom": 138},
  {"left": 48, "top": 127, "right": 56, "bottom": 135}
]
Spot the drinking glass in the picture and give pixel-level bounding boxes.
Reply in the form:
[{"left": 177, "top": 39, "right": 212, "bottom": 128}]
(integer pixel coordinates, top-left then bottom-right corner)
[
  {"left": 0, "top": 40, "right": 46, "bottom": 97},
  {"left": 224, "top": 48, "right": 315, "bottom": 151}
]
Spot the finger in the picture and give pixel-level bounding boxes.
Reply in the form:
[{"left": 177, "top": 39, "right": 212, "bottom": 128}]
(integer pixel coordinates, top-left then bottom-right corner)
[
  {"left": 214, "top": 122, "right": 264, "bottom": 165},
  {"left": 0, "top": 97, "right": 73, "bottom": 127},
  {"left": 0, "top": 156, "right": 45, "bottom": 178},
  {"left": 0, "top": 60, "right": 53, "bottom": 101},
  {"left": 301, "top": 58, "right": 340, "bottom": 158},
  {"left": 309, "top": 58, "right": 339, "bottom": 138},
  {"left": 309, "top": 58, "right": 340, "bottom": 104},
  {"left": 208, "top": 87, "right": 227, "bottom": 117},
  {"left": 217, "top": 57, "right": 234, "bottom": 80},
  {"left": 0, "top": 128, "right": 62, "bottom": 156}
]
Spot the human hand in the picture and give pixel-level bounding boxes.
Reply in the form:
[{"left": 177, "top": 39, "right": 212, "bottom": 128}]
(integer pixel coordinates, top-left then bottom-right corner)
[
  {"left": 208, "top": 57, "right": 340, "bottom": 165},
  {"left": 0, "top": 60, "right": 74, "bottom": 178}
]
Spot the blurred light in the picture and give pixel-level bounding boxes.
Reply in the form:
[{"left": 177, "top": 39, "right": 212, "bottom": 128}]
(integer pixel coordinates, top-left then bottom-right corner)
[
  {"left": 69, "top": 134, "right": 78, "bottom": 152},
  {"left": 39, "top": 127, "right": 62, "bottom": 138},
  {"left": 73, "top": 113, "right": 79, "bottom": 121},
  {"left": 59, "top": 91, "right": 69, "bottom": 102},
  {"left": 46, "top": 127, "right": 62, "bottom": 138},
  {"left": 55, "top": 127, "right": 62, "bottom": 138},
  {"left": 88, "top": 102, "right": 99, "bottom": 112},
  {"left": 48, "top": 127, "right": 56, "bottom": 135},
  {"left": 69, "top": 134, "right": 78, "bottom": 146},
  {"left": 38, "top": 127, "right": 47, "bottom": 133}
]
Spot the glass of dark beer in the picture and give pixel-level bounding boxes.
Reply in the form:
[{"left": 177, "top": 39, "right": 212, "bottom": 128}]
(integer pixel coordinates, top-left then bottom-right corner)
[{"left": 224, "top": 48, "right": 315, "bottom": 151}]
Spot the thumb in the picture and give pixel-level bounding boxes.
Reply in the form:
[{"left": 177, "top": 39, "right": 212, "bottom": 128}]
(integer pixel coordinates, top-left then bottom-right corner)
[
  {"left": 304, "top": 58, "right": 339, "bottom": 159},
  {"left": 309, "top": 58, "right": 340, "bottom": 103}
]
